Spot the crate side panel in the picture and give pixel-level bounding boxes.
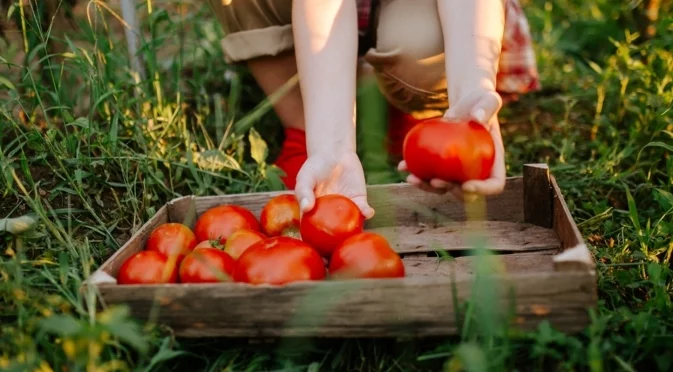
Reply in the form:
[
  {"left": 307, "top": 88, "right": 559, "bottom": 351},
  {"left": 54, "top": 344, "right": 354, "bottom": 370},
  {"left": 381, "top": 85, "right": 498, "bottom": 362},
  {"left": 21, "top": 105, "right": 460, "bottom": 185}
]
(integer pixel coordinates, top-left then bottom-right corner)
[
  {"left": 550, "top": 176, "right": 595, "bottom": 272},
  {"left": 403, "top": 251, "right": 556, "bottom": 278},
  {"left": 523, "top": 164, "right": 553, "bottom": 228},
  {"left": 550, "top": 177, "right": 583, "bottom": 250},
  {"left": 372, "top": 221, "right": 560, "bottom": 254},
  {"left": 365, "top": 178, "right": 525, "bottom": 228},
  {"left": 190, "top": 190, "right": 295, "bottom": 220},
  {"left": 98, "top": 270, "right": 595, "bottom": 338},
  {"left": 182, "top": 178, "right": 524, "bottom": 230},
  {"left": 96, "top": 206, "right": 169, "bottom": 279},
  {"left": 167, "top": 196, "right": 197, "bottom": 227}
]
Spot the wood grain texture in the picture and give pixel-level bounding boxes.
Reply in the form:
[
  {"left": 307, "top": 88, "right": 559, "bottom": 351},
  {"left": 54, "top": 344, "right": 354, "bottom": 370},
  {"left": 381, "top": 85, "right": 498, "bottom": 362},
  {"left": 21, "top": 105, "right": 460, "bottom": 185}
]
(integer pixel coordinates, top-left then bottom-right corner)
[
  {"left": 371, "top": 221, "right": 560, "bottom": 254},
  {"left": 550, "top": 176, "right": 582, "bottom": 250},
  {"left": 404, "top": 251, "right": 556, "bottom": 278},
  {"left": 93, "top": 219, "right": 561, "bottom": 285},
  {"left": 550, "top": 176, "right": 594, "bottom": 271},
  {"left": 167, "top": 178, "right": 526, "bottom": 231},
  {"left": 167, "top": 196, "right": 196, "bottom": 226},
  {"left": 95, "top": 269, "right": 596, "bottom": 338},
  {"left": 523, "top": 164, "right": 553, "bottom": 228}
]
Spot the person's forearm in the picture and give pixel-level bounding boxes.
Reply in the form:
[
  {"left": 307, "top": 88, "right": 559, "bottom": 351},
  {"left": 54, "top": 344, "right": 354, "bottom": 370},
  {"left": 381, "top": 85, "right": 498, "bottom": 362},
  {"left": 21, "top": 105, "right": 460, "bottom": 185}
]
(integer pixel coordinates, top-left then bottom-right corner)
[
  {"left": 292, "top": 0, "right": 358, "bottom": 156},
  {"left": 438, "top": 0, "right": 505, "bottom": 106}
]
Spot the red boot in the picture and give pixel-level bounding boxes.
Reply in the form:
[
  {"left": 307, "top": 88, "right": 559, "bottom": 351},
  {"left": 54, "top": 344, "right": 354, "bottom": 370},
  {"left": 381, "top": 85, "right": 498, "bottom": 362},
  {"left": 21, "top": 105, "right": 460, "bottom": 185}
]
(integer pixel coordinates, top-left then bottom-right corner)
[
  {"left": 385, "top": 104, "right": 432, "bottom": 163},
  {"left": 273, "top": 128, "right": 308, "bottom": 190}
]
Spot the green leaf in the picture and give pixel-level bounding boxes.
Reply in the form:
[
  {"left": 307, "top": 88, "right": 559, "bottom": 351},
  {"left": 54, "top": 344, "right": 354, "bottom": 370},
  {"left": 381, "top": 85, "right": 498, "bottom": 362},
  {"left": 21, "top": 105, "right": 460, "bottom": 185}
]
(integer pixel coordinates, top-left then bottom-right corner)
[
  {"left": 264, "top": 166, "right": 287, "bottom": 191},
  {"left": 639, "top": 141, "right": 673, "bottom": 160},
  {"left": 98, "top": 306, "right": 149, "bottom": 354},
  {"left": 647, "top": 262, "right": 662, "bottom": 282},
  {"left": 654, "top": 189, "right": 673, "bottom": 209},
  {"left": 248, "top": 127, "right": 268, "bottom": 165},
  {"left": 7, "top": 3, "right": 17, "bottom": 19},
  {"left": 453, "top": 343, "right": 488, "bottom": 372},
  {"left": 141, "top": 338, "right": 189, "bottom": 372},
  {"left": 624, "top": 185, "right": 641, "bottom": 232},
  {"left": 67, "top": 117, "right": 90, "bottom": 129},
  {"left": 39, "top": 315, "right": 83, "bottom": 337},
  {"left": 197, "top": 149, "right": 241, "bottom": 172},
  {"left": 0, "top": 75, "right": 16, "bottom": 91}
]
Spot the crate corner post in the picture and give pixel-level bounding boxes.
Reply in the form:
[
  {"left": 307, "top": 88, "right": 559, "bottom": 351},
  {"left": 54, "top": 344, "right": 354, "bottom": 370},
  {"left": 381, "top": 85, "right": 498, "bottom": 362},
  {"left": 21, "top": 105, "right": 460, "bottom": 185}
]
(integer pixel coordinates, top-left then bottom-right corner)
[
  {"left": 523, "top": 163, "right": 553, "bottom": 228},
  {"left": 167, "top": 195, "right": 198, "bottom": 227}
]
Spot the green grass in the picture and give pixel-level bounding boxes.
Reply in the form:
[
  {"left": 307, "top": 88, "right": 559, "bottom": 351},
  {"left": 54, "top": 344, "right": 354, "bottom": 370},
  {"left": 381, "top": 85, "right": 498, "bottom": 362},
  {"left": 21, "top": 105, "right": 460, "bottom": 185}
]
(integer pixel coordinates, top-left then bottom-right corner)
[{"left": 1, "top": 0, "right": 673, "bottom": 370}]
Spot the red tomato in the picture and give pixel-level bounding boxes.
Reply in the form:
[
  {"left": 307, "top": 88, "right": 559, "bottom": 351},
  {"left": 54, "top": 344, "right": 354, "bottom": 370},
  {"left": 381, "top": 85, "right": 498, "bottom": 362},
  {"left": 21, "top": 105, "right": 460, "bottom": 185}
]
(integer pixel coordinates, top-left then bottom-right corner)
[
  {"left": 223, "top": 229, "right": 267, "bottom": 259},
  {"left": 193, "top": 205, "right": 260, "bottom": 244},
  {"left": 260, "top": 194, "right": 300, "bottom": 237},
  {"left": 299, "top": 194, "right": 365, "bottom": 258},
  {"left": 178, "top": 248, "right": 236, "bottom": 283},
  {"left": 194, "top": 240, "right": 222, "bottom": 250},
  {"left": 280, "top": 225, "right": 301, "bottom": 239},
  {"left": 329, "top": 232, "right": 405, "bottom": 279},
  {"left": 233, "top": 237, "right": 326, "bottom": 285},
  {"left": 402, "top": 118, "right": 495, "bottom": 183},
  {"left": 145, "top": 223, "right": 197, "bottom": 263},
  {"left": 117, "top": 251, "right": 178, "bottom": 285}
]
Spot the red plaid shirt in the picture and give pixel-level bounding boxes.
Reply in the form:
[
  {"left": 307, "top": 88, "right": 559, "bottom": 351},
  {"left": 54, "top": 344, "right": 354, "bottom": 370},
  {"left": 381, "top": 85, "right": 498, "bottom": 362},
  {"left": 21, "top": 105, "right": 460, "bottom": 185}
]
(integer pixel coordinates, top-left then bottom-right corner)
[{"left": 356, "top": 0, "right": 540, "bottom": 95}]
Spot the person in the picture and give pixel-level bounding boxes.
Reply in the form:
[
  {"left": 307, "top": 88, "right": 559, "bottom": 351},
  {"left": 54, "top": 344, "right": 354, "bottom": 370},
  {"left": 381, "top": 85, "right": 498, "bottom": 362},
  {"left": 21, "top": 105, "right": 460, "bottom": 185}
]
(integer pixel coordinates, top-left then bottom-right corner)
[{"left": 205, "top": 0, "right": 540, "bottom": 219}]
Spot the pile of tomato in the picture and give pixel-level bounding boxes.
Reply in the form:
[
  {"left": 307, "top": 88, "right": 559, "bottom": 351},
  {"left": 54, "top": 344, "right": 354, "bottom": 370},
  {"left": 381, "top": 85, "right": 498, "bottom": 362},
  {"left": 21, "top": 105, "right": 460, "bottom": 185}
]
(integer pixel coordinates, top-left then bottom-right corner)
[{"left": 117, "top": 194, "right": 405, "bottom": 285}]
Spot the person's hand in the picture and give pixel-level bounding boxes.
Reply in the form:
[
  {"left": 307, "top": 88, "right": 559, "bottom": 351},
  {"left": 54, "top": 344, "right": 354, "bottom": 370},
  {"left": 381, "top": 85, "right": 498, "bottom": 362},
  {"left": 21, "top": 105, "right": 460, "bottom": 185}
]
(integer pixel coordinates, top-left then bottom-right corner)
[
  {"left": 397, "top": 89, "right": 506, "bottom": 202},
  {"left": 295, "top": 151, "right": 375, "bottom": 219}
]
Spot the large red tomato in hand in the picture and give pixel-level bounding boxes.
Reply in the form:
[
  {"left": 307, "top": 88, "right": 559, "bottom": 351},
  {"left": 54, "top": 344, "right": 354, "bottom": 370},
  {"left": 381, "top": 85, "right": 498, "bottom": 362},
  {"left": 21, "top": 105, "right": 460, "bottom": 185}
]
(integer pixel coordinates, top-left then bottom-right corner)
[
  {"left": 233, "top": 237, "right": 326, "bottom": 285},
  {"left": 260, "top": 194, "right": 300, "bottom": 237},
  {"left": 329, "top": 232, "right": 405, "bottom": 280},
  {"left": 300, "top": 194, "right": 365, "bottom": 258},
  {"left": 223, "top": 229, "right": 267, "bottom": 259},
  {"left": 178, "top": 247, "right": 236, "bottom": 283},
  {"left": 402, "top": 118, "right": 495, "bottom": 183},
  {"left": 145, "top": 223, "right": 197, "bottom": 263},
  {"left": 118, "top": 251, "right": 178, "bottom": 285},
  {"left": 193, "top": 205, "right": 260, "bottom": 244}
]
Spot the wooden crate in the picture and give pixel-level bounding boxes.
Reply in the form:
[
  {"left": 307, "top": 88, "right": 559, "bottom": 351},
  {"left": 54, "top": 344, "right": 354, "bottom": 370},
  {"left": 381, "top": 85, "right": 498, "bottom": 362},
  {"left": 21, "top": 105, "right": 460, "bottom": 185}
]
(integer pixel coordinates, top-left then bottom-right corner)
[{"left": 85, "top": 164, "right": 596, "bottom": 338}]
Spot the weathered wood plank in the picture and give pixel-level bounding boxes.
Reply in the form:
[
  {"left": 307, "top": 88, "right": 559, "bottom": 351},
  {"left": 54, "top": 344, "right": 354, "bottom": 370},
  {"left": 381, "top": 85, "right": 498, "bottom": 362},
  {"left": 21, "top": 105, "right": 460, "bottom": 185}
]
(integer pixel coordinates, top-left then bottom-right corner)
[
  {"left": 523, "top": 164, "right": 553, "bottom": 228},
  {"left": 364, "top": 178, "right": 524, "bottom": 228},
  {"left": 95, "top": 270, "right": 596, "bottom": 338},
  {"left": 168, "top": 178, "right": 526, "bottom": 230},
  {"left": 404, "top": 251, "right": 556, "bottom": 278},
  {"left": 371, "top": 221, "right": 560, "bottom": 254},
  {"left": 93, "top": 219, "right": 560, "bottom": 286},
  {"left": 550, "top": 176, "right": 594, "bottom": 272}
]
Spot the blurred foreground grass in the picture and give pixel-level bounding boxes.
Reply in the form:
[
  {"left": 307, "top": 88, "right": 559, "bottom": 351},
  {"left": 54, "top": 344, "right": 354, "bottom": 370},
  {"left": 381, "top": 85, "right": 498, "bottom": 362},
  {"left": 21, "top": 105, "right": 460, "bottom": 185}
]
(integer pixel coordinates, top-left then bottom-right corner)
[{"left": 1, "top": 0, "right": 672, "bottom": 371}]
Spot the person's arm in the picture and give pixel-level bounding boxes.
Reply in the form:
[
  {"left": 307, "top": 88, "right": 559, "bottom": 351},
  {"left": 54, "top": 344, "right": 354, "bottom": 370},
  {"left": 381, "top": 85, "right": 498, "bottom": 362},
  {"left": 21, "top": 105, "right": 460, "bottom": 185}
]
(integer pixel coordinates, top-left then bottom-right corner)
[
  {"left": 400, "top": 0, "right": 507, "bottom": 198},
  {"left": 292, "top": 0, "right": 359, "bottom": 157},
  {"left": 292, "top": 0, "right": 374, "bottom": 218},
  {"left": 438, "top": 0, "right": 505, "bottom": 122}
]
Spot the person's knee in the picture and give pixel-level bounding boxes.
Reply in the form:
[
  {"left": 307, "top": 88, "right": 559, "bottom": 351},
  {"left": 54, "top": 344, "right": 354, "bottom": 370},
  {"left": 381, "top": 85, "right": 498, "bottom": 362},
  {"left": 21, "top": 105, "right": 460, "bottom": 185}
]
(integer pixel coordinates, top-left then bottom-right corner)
[
  {"left": 206, "top": 0, "right": 294, "bottom": 64},
  {"left": 364, "top": 0, "right": 448, "bottom": 119},
  {"left": 375, "top": 0, "right": 443, "bottom": 60}
]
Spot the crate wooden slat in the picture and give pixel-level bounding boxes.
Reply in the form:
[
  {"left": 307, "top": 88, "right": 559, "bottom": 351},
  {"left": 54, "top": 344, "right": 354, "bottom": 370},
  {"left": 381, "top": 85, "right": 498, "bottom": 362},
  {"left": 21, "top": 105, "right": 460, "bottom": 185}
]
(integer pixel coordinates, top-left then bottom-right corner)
[{"left": 85, "top": 164, "right": 597, "bottom": 338}]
